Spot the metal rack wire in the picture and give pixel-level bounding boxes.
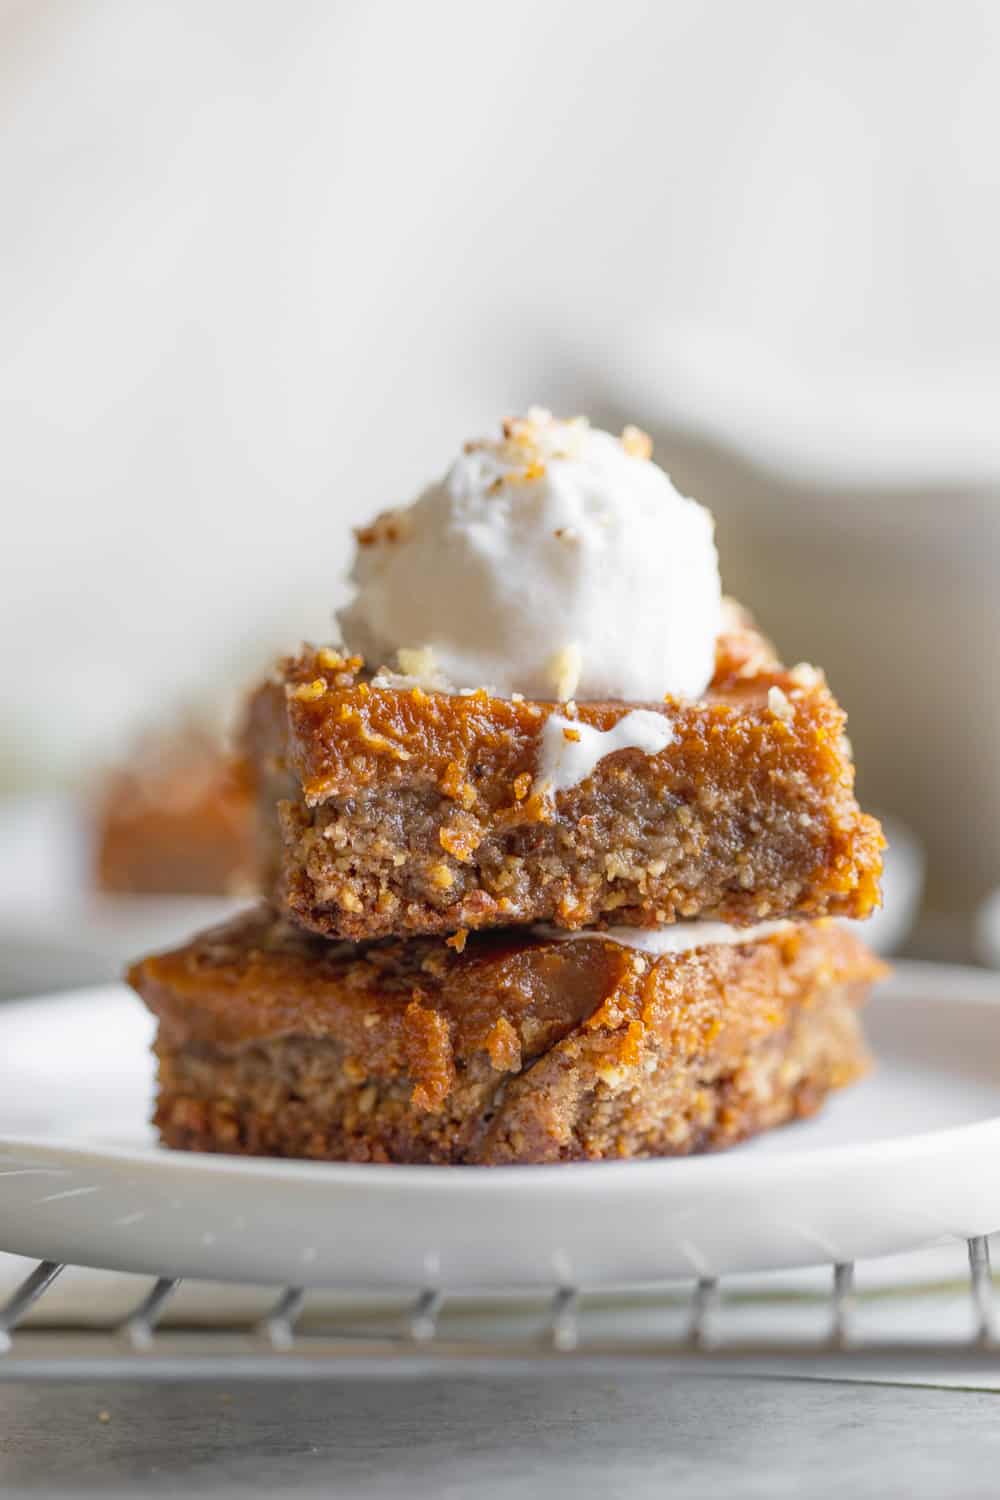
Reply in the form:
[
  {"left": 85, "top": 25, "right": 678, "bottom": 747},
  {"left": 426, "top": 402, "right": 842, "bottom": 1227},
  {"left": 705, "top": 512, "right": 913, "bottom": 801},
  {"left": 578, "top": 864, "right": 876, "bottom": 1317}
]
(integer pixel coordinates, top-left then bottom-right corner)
[{"left": 1, "top": 1237, "right": 998, "bottom": 1381}]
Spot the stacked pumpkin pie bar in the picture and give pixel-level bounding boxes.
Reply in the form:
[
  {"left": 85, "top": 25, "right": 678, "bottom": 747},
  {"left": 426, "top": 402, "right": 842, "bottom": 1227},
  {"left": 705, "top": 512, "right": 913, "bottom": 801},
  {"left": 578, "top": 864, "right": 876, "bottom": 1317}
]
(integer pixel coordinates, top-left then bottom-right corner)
[{"left": 130, "top": 412, "right": 885, "bottom": 1164}]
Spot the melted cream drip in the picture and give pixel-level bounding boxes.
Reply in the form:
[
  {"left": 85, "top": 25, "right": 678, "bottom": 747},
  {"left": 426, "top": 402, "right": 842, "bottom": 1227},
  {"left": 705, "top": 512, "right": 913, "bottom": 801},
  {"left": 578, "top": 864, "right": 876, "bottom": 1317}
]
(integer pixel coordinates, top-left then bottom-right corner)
[
  {"left": 534, "top": 918, "right": 795, "bottom": 956},
  {"left": 536, "top": 709, "right": 675, "bottom": 795}
]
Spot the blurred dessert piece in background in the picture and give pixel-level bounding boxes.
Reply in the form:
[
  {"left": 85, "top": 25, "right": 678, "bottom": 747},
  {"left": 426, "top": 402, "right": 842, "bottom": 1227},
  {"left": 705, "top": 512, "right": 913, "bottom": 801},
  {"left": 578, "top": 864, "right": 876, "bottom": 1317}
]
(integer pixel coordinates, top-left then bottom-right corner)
[{"left": 94, "top": 726, "right": 256, "bottom": 898}]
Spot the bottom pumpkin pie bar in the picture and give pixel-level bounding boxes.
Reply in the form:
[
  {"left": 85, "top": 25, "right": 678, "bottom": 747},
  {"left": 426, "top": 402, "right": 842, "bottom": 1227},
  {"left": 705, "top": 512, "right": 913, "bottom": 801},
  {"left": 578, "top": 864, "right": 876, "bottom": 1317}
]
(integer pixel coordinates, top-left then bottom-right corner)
[{"left": 129, "top": 907, "right": 884, "bottom": 1166}]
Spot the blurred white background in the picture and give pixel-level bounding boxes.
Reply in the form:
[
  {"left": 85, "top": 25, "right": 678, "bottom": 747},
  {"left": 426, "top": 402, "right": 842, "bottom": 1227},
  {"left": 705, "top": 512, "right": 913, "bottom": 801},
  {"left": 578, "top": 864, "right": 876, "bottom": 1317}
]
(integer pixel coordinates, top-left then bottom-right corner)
[{"left": 2, "top": 0, "right": 1000, "bottom": 933}]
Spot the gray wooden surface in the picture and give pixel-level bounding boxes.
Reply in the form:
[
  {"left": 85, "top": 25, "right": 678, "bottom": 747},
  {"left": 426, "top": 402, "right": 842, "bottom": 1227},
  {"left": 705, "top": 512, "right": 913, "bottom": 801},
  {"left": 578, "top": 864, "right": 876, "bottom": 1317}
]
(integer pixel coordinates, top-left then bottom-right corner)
[{"left": 3, "top": 1372, "right": 1000, "bottom": 1498}]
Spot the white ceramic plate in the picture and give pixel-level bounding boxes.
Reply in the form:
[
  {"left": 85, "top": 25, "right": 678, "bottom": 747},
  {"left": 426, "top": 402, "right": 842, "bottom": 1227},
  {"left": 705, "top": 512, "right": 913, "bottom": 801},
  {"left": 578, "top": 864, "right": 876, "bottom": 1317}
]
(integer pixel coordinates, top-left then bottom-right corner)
[{"left": 1, "top": 964, "right": 999, "bottom": 1290}]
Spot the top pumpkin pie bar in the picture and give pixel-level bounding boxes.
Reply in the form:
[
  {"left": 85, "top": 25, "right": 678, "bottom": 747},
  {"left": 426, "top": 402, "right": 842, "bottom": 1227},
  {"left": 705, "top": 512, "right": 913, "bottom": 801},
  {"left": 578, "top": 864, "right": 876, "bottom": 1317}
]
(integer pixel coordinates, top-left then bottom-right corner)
[
  {"left": 246, "top": 410, "right": 883, "bottom": 941},
  {"left": 245, "top": 613, "right": 883, "bottom": 942}
]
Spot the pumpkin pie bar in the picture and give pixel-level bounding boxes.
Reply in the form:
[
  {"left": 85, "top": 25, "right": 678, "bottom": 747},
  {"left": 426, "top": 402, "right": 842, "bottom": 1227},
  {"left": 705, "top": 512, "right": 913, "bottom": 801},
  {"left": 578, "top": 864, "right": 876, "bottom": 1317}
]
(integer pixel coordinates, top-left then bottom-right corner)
[
  {"left": 95, "top": 731, "right": 256, "bottom": 898},
  {"left": 244, "top": 614, "right": 883, "bottom": 943},
  {"left": 130, "top": 905, "right": 883, "bottom": 1165}
]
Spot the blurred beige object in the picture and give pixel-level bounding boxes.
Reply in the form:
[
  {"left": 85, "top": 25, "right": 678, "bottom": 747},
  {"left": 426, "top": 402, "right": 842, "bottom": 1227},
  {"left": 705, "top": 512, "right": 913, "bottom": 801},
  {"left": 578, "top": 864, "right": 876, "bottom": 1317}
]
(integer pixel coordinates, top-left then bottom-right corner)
[
  {"left": 0, "top": 793, "right": 242, "bottom": 999},
  {"left": 1, "top": 0, "right": 1000, "bottom": 803},
  {"left": 975, "top": 889, "right": 1000, "bottom": 969},
  {"left": 854, "top": 817, "right": 924, "bottom": 959},
  {"left": 591, "top": 348, "right": 999, "bottom": 925}
]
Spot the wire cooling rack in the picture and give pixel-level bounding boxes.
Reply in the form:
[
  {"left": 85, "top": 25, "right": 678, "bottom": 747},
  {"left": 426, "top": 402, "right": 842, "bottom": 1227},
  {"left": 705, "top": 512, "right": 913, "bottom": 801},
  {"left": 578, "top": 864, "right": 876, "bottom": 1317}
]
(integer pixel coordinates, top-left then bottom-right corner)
[{"left": 1, "top": 1238, "right": 998, "bottom": 1382}]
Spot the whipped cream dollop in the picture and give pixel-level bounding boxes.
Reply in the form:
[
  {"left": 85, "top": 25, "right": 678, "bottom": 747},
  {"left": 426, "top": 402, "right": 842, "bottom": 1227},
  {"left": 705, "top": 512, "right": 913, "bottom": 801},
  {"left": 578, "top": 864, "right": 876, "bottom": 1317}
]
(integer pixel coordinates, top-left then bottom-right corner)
[{"left": 337, "top": 409, "right": 722, "bottom": 701}]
